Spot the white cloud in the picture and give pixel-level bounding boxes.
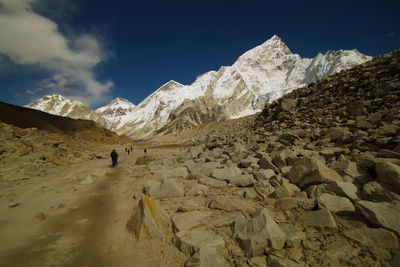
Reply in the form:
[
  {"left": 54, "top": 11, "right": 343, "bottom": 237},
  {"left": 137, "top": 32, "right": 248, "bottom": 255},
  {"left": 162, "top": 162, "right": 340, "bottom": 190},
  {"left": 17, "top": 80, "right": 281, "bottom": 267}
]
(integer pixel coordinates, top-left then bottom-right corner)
[{"left": 0, "top": 0, "right": 113, "bottom": 106}]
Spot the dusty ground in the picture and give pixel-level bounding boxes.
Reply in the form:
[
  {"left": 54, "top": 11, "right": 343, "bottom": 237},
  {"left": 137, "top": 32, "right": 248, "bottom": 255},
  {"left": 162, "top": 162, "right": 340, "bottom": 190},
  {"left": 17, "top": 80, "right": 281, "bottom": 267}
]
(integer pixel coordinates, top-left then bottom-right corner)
[{"left": 0, "top": 145, "right": 187, "bottom": 267}]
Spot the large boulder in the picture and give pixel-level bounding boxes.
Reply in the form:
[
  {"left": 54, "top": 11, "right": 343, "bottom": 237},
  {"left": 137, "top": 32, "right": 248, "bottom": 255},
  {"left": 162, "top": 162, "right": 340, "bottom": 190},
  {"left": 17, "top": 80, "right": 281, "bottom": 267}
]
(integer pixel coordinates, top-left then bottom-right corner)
[
  {"left": 189, "top": 162, "right": 221, "bottom": 177},
  {"left": 211, "top": 166, "right": 242, "bottom": 181},
  {"left": 210, "top": 195, "right": 258, "bottom": 213},
  {"left": 184, "top": 245, "right": 230, "bottom": 267},
  {"left": 235, "top": 208, "right": 286, "bottom": 255},
  {"left": 145, "top": 179, "right": 185, "bottom": 199},
  {"left": 325, "top": 181, "right": 360, "bottom": 200},
  {"left": 228, "top": 174, "right": 255, "bottom": 187},
  {"left": 198, "top": 176, "right": 227, "bottom": 188},
  {"left": 297, "top": 208, "right": 338, "bottom": 229},
  {"left": 355, "top": 200, "right": 400, "bottom": 236},
  {"left": 127, "top": 194, "right": 170, "bottom": 240},
  {"left": 375, "top": 161, "right": 400, "bottom": 193},
  {"left": 172, "top": 210, "right": 212, "bottom": 232},
  {"left": 317, "top": 193, "right": 355, "bottom": 214},
  {"left": 270, "top": 182, "right": 300, "bottom": 199},
  {"left": 288, "top": 157, "right": 343, "bottom": 188},
  {"left": 343, "top": 228, "right": 399, "bottom": 249},
  {"left": 174, "top": 227, "right": 225, "bottom": 255}
]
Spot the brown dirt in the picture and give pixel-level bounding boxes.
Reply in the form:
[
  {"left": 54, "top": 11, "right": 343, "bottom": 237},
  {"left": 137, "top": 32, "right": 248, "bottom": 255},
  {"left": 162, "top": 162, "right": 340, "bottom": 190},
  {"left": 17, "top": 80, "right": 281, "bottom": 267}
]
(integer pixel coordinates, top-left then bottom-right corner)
[{"left": 0, "top": 145, "right": 186, "bottom": 267}]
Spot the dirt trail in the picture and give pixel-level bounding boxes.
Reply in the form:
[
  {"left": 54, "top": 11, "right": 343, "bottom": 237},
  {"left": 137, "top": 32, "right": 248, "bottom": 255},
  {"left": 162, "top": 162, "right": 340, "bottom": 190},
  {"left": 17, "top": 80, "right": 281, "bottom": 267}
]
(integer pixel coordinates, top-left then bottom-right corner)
[{"left": 0, "top": 146, "right": 185, "bottom": 267}]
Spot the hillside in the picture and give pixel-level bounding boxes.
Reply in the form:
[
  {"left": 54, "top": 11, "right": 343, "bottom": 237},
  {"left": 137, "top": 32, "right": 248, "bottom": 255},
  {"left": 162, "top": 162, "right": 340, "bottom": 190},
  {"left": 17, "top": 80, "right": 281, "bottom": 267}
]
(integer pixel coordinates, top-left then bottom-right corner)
[{"left": 0, "top": 102, "right": 130, "bottom": 144}]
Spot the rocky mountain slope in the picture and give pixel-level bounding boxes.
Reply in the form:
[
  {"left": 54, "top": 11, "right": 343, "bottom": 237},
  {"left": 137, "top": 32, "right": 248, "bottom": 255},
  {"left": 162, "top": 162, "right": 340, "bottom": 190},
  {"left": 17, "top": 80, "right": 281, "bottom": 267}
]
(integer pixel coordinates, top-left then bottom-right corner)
[
  {"left": 25, "top": 94, "right": 111, "bottom": 129},
  {"left": 129, "top": 49, "right": 400, "bottom": 266}
]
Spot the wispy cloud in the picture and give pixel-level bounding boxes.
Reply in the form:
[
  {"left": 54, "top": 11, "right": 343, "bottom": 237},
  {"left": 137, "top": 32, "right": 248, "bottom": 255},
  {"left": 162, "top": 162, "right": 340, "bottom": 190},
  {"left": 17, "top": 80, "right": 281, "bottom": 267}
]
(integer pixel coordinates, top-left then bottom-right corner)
[{"left": 0, "top": 0, "right": 113, "bottom": 106}]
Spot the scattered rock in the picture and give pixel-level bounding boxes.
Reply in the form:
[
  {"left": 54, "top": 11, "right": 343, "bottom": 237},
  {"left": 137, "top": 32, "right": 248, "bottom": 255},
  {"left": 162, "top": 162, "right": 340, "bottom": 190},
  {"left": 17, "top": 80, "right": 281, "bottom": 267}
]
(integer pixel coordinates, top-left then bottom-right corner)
[
  {"left": 172, "top": 210, "right": 212, "bottom": 232},
  {"left": 297, "top": 208, "right": 337, "bottom": 229},
  {"left": 317, "top": 193, "right": 355, "bottom": 214},
  {"left": 35, "top": 212, "right": 46, "bottom": 220},
  {"left": 355, "top": 200, "right": 400, "bottom": 236},
  {"left": 211, "top": 166, "right": 242, "bottom": 181},
  {"left": 235, "top": 208, "right": 286, "bottom": 255},
  {"left": 127, "top": 194, "right": 170, "bottom": 240},
  {"left": 174, "top": 227, "right": 225, "bottom": 255},
  {"left": 8, "top": 202, "right": 20, "bottom": 208},
  {"left": 288, "top": 157, "right": 343, "bottom": 188},
  {"left": 375, "top": 161, "right": 400, "bottom": 193},
  {"left": 198, "top": 176, "right": 227, "bottom": 188},
  {"left": 343, "top": 227, "right": 399, "bottom": 249}
]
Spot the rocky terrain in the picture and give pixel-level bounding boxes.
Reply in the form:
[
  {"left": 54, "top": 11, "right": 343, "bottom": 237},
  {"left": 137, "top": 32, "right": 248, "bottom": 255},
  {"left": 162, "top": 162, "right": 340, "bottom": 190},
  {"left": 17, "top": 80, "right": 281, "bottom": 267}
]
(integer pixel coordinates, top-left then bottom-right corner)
[
  {"left": 1, "top": 49, "right": 399, "bottom": 266},
  {"left": 122, "top": 49, "right": 400, "bottom": 266}
]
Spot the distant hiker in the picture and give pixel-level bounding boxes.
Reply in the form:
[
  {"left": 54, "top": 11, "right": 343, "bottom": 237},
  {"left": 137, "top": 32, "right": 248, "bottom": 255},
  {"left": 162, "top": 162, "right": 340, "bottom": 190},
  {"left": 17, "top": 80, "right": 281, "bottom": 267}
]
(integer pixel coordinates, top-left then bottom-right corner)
[
  {"left": 125, "top": 147, "right": 127, "bottom": 152},
  {"left": 128, "top": 149, "right": 130, "bottom": 155},
  {"left": 110, "top": 149, "right": 118, "bottom": 167},
  {"left": 144, "top": 148, "right": 147, "bottom": 155},
  {"left": 130, "top": 147, "right": 133, "bottom": 152}
]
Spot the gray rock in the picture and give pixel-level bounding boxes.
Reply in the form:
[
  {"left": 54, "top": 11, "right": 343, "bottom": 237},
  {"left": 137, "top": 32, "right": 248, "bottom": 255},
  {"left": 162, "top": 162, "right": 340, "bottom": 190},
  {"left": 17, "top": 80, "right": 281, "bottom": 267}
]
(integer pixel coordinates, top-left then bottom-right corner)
[
  {"left": 362, "top": 181, "right": 399, "bottom": 202},
  {"left": 267, "top": 255, "right": 304, "bottom": 267},
  {"left": 208, "top": 213, "right": 246, "bottom": 228},
  {"left": 288, "top": 157, "right": 343, "bottom": 188},
  {"left": 355, "top": 200, "right": 400, "bottom": 236},
  {"left": 229, "top": 174, "right": 255, "bottom": 187},
  {"left": 297, "top": 208, "right": 337, "bottom": 229},
  {"left": 377, "top": 149, "right": 400, "bottom": 159},
  {"left": 271, "top": 182, "right": 300, "bottom": 199},
  {"left": 8, "top": 202, "right": 20, "bottom": 208},
  {"left": 211, "top": 166, "right": 241, "bottom": 181},
  {"left": 172, "top": 210, "right": 212, "bottom": 232},
  {"left": 325, "top": 181, "right": 360, "bottom": 200},
  {"left": 146, "top": 179, "right": 185, "bottom": 199},
  {"left": 128, "top": 194, "right": 170, "bottom": 240},
  {"left": 258, "top": 154, "right": 279, "bottom": 173},
  {"left": 279, "top": 224, "right": 305, "bottom": 243},
  {"left": 343, "top": 228, "right": 399, "bottom": 249},
  {"left": 352, "top": 153, "right": 376, "bottom": 168},
  {"left": 325, "top": 127, "right": 351, "bottom": 143},
  {"left": 161, "top": 166, "right": 189, "bottom": 179},
  {"left": 190, "top": 162, "right": 221, "bottom": 177},
  {"left": 35, "top": 211, "right": 46, "bottom": 220},
  {"left": 235, "top": 208, "right": 286, "bottom": 255},
  {"left": 185, "top": 245, "right": 230, "bottom": 267},
  {"left": 251, "top": 256, "right": 267, "bottom": 267},
  {"left": 254, "top": 169, "right": 276, "bottom": 181},
  {"left": 174, "top": 227, "right": 225, "bottom": 255},
  {"left": 198, "top": 176, "right": 227, "bottom": 188},
  {"left": 375, "top": 161, "right": 400, "bottom": 193},
  {"left": 186, "top": 183, "right": 209, "bottom": 196},
  {"left": 317, "top": 193, "right": 355, "bottom": 214},
  {"left": 274, "top": 197, "right": 298, "bottom": 210},
  {"left": 319, "top": 147, "right": 346, "bottom": 160}
]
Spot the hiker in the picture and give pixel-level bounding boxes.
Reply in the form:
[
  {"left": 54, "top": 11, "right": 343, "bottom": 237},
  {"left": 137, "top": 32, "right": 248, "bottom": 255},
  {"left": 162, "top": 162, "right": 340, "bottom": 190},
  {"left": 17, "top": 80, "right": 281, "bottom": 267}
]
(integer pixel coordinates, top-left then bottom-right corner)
[
  {"left": 128, "top": 149, "right": 130, "bottom": 155},
  {"left": 130, "top": 147, "right": 133, "bottom": 152},
  {"left": 110, "top": 149, "right": 118, "bottom": 167},
  {"left": 144, "top": 148, "right": 147, "bottom": 155}
]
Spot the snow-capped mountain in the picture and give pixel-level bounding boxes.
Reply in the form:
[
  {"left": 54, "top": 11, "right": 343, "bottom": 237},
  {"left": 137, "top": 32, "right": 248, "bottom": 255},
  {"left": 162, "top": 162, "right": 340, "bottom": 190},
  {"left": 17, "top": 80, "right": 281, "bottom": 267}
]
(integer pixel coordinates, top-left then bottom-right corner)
[
  {"left": 102, "top": 35, "right": 371, "bottom": 139},
  {"left": 25, "top": 94, "right": 111, "bottom": 129},
  {"left": 95, "top": 97, "right": 136, "bottom": 124},
  {"left": 26, "top": 35, "right": 372, "bottom": 139}
]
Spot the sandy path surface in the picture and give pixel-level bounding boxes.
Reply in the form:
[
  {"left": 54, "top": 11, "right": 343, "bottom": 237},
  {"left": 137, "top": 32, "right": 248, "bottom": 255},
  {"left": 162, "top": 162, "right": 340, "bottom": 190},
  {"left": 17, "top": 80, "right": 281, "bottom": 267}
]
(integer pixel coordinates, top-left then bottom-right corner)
[{"left": 0, "top": 145, "right": 186, "bottom": 267}]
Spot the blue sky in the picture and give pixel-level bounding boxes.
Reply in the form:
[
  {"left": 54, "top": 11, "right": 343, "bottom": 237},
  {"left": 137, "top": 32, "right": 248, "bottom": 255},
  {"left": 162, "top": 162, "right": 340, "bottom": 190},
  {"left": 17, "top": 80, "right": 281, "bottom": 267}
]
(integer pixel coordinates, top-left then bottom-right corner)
[{"left": 0, "top": 0, "right": 399, "bottom": 108}]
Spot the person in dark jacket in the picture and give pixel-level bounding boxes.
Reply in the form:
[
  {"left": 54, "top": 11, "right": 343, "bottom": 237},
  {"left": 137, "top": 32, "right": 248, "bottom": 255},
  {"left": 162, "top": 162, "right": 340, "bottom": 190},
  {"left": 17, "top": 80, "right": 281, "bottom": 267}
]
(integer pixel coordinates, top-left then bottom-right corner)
[{"left": 110, "top": 149, "right": 118, "bottom": 167}]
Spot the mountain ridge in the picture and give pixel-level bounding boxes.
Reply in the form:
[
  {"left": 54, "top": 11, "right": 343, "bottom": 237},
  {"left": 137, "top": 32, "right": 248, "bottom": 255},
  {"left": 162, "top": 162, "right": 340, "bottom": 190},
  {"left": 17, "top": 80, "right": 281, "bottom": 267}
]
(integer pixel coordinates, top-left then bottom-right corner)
[{"left": 26, "top": 35, "right": 372, "bottom": 139}]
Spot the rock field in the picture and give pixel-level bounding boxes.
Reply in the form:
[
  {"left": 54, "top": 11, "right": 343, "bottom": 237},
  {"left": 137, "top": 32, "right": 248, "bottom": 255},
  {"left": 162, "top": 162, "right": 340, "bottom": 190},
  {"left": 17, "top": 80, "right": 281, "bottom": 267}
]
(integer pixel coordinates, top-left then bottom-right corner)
[{"left": 127, "top": 50, "right": 400, "bottom": 266}]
